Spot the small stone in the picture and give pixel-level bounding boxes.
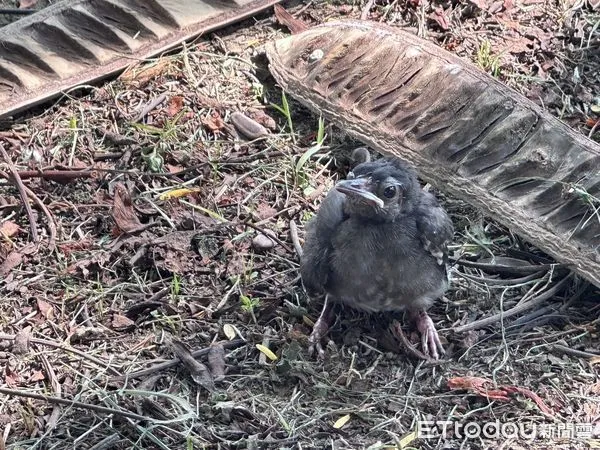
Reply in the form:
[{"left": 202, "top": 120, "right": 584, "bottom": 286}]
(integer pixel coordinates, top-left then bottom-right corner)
[
  {"left": 252, "top": 233, "right": 275, "bottom": 250},
  {"left": 230, "top": 112, "right": 269, "bottom": 140},
  {"left": 308, "top": 49, "right": 324, "bottom": 62}
]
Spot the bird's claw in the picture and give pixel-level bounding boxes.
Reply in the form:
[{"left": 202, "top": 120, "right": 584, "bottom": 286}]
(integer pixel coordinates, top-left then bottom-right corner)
[
  {"left": 308, "top": 336, "right": 326, "bottom": 360},
  {"left": 307, "top": 295, "right": 333, "bottom": 359},
  {"left": 416, "top": 312, "right": 445, "bottom": 360}
]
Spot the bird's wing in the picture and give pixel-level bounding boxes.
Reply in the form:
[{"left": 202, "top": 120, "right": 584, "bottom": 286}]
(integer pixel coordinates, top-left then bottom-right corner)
[
  {"left": 300, "top": 188, "right": 347, "bottom": 296},
  {"left": 415, "top": 191, "right": 454, "bottom": 265}
]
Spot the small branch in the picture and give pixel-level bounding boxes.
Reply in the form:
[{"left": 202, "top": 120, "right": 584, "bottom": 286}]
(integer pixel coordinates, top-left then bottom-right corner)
[
  {"left": 550, "top": 344, "right": 600, "bottom": 360},
  {"left": 111, "top": 339, "right": 245, "bottom": 382},
  {"left": 451, "top": 257, "right": 564, "bottom": 276},
  {"left": 0, "top": 387, "right": 151, "bottom": 422},
  {"left": 0, "top": 8, "right": 35, "bottom": 15},
  {"left": 360, "top": 0, "right": 375, "bottom": 20},
  {"left": 0, "top": 334, "right": 121, "bottom": 376},
  {"left": 24, "top": 182, "right": 58, "bottom": 251},
  {"left": 133, "top": 92, "right": 168, "bottom": 122},
  {"left": 453, "top": 273, "right": 574, "bottom": 333},
  {"left": 242, "top": 220, "right": 294, "bottom": 254},
  {"left": 14, "top": 169, "right": 95, "bottom": 183},
  {"left": 0, "top": 146, "right": 39, "bottom": 243},
  {"left": 289, "top": 220, "right": 303, "bottom": 257}
]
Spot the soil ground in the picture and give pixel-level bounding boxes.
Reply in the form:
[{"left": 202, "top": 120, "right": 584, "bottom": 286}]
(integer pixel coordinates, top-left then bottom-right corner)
[{"left": 0, "top": 1, "right": 599, "bottom": 449}]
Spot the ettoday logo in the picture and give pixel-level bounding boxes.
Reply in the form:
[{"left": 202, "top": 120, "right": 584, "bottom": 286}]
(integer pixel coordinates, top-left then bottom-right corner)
[{"left": 417, "top": 420, "right": 597, "bottom": 440}]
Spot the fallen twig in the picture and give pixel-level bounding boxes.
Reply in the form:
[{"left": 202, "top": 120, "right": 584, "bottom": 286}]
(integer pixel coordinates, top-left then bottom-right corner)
[
  {"left": 360, "top": 0, "right": 376, "bottom": 19},
  {"left": 0, "top": 146, "right": 39, "bottom": 242},
  {"left": 112, "top": 339, "right": 245, "bottom": 382},
  {"left": 132, "top": 92, "right": 168, "bottom": 122},
  {"left": 451, "top": 257, "right": 565, "bottom": 276},
  {"left": 0, "top": 387, "right": 152, "bottom": 422},
  {"left": 14, "top": 169, "right": 95, "bottom": 183},
  {"left": 0, "top": 8, "right": 35, "bottom": 15},
  {"left": 243, "top": 220, "right": 293, "bottom": 254},
  {"left": 550, "top": 344, "right": 600, "bottom": 360},
  {"left": 0, "top": 334, "right": 121, "bottom": 376},
  {"left": 273, "top": 4, "right": 309, "bottom": 34},
  {"left": 289, "top": 220, "right": 303, "bottom": 257},
  {"left": 453, "top": 273, "right": 574, "bottom": 333}
]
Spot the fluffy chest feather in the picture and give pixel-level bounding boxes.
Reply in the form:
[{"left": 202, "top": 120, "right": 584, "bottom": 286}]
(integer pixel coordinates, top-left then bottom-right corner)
[{"left": 327, "top": 218, "right": 447, "bottom": 312}]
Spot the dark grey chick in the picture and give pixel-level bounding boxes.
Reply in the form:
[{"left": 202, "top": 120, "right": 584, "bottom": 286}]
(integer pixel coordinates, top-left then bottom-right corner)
[{"left": 300, "top": 156, "right": 453, "bottom": 360}]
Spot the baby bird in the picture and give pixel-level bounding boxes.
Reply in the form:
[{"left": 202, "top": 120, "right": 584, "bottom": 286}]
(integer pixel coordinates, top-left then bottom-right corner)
[{"left": 300, "top": 154, "right": 453, "bottom": 359}]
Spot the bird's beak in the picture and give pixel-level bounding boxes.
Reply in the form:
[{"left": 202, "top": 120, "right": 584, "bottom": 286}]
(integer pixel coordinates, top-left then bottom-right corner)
[{"left": 335, "top": 178, "right": 384, "bottom": 208}]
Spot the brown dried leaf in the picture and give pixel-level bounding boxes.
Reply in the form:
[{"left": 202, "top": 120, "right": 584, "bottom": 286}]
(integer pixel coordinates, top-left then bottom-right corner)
[
  {"left": 202, "top": 112, "right": 225, "bottom": 133},
  {"left": 5, "top": 367, "right": 21, "bottom": 387},
  {"left": 256, "top": 203, "right": 278, "bottom": 220},
  {"left": 112, "top": 183, "right": 142, "bottom": 233},
  {"left": 119, "top": 59, "right": 171, "bottom": 85},
  {"left": 37, "top": 299, "right": 54, "bottom": 320},
  {"left": 13, "top": 329, "right": 31, "bottom": 355},
  {"left": 29, "top": 370, "right": 45, "bottom": 382},
  {"left": 58, "top": 239, "right": 94, "bottom": 257},
  {"left": 246, "top": 109, "right": 277, "bottom": 131},
  {"left": 167, "top": 95, "right": 184, "bottom": 117},
  {"left": 111, "top": 313, "right": 135, "bottom": 330},
  {"left": 0, "top": 221, "right": 20, "bottom": 238},
  {"left": 0, "top": 250, "right": 23, "bottom": 277}
]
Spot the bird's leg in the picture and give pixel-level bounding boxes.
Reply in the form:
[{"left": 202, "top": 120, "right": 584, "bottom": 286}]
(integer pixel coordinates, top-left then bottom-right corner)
[
  {"left": 411, "top": 309, "right": 445, "bottom": 360},
  {"left": 308, "top": 294, "right": 334, "bottom": 359}
]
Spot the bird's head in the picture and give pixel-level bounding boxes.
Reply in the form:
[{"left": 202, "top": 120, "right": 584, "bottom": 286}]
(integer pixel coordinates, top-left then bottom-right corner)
[{"left": 336, "top": 157, "right": 419, "bottom": 221}]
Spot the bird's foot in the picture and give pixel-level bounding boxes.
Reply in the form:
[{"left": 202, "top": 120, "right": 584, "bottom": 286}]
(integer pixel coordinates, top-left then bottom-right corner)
[
  {"left": 392, "top": 311, "right": 445, "bottom": 361},
  {"left": 414, "top": 310, "right": 445, "bottom": 360},
  {"left": 307, "top": 295, "right": 334, "bottom": 360},
  {"left": 308, "top": 331, "right": 326, "bottom": 360}
]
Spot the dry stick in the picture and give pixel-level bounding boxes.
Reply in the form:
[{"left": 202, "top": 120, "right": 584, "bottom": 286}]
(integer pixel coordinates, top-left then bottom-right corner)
[
  {"left": 111, "top": 339, "right": 245, "bottom": 382},
  {"left": 0, "top": 147, "right": 39, "bottom": 242},
  {"left": 0, "top": 387, "right": 151, "bottom": 422},
  {"left": 132, "top": 92, "right": 168, "bottom": 122},
  {"left": 14, "top": 169, "right": 95, "bottom": 182},
  {"left": 453, "top": 273, "right": 574, "bottom": 333},
  {"left": 360, "top": 0, "right": 376, "bottom": 19},
  {"left": 451, "top": 257, "right": 564, "bottom": 276},
  {"left": 0, "top": 8, "right": 35, "bottom": 15},
  {"left": 289, "top": 220, "right": 303, "bottom": 257},
  {"left": 550, "top": 344, "right": 600, "bottom": 359},
  {"left": 242, "top": 220, "right": 293, "bottom": 254},
  {"left": 588, "top": 119, "right": 600, "bottom": 139},
  {"left": 509, "top": 280, "right": 590, "bottom": 329},
  {"left": 39, "top": 352, "right": 62, "bottom": 432},
  {"left": 455, "top": 270, "right": 547, "bottom": 287},
  {"left": 88, "top": 433, "right": 120, "bottom": 450},
  {"left": 0, "top": 334, "right": 121, "bottom": 376},
  {"left": 22, "top": 182, "right": 57, "bottom": 250}
]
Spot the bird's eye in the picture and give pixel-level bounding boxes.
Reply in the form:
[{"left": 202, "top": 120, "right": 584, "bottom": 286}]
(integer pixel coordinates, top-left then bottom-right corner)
[{"left": 383, "top": 186, "right": 397, "bottom": 198}]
